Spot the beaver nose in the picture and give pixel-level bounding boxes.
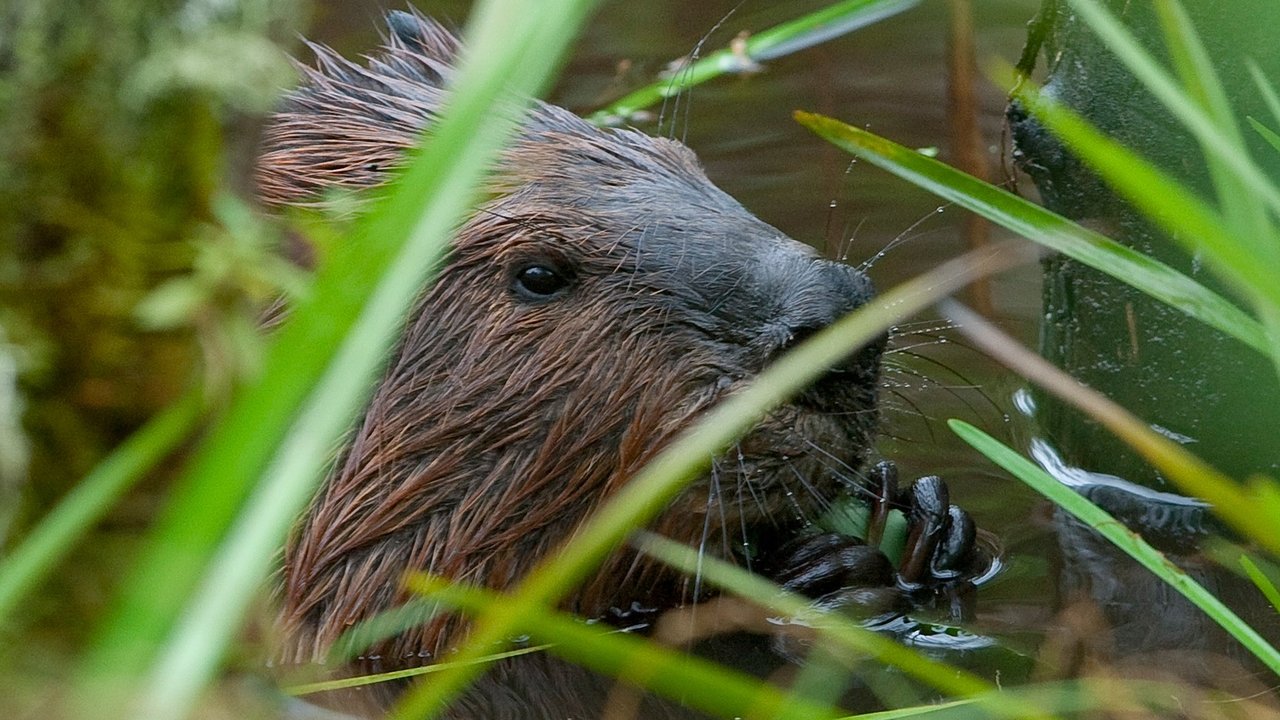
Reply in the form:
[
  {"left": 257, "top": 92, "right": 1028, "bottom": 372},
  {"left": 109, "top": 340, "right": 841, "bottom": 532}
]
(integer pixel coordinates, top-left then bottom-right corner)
[{"left": 772, "top": 260, "right": 877, "bottom": 358}]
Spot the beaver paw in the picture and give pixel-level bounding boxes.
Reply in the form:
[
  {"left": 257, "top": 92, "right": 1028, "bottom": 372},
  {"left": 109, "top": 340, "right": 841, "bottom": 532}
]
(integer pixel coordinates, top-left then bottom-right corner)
[
  {"left": 768, "top": 533, "right": 901, "bottom": 618},
  {"left": 764, "top": 461, "right": 986, "bottom": 622}
]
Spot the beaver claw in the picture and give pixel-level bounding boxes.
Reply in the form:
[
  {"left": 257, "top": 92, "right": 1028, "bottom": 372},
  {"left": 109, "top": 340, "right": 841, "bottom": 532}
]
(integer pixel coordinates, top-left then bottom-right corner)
[{"left": 871, "top": 461, "right": 984, "bottom": 614}]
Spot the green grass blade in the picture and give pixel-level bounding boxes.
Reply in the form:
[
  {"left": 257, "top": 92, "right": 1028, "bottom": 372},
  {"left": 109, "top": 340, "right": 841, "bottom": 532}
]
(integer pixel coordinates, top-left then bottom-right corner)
[
  {"left": 1007, "top": 75, "right": 1275, "bottom": 304},
  {"left": 77, "top": 0, "right": 600, "bottom": 717},
  {"left": 1000, "top": 67, "right": 1280, "bottom": 382},
  {"left": 283, "top": 644, "right": 554, "bottom": 696},
  {"left": 1248, "top": 116, "right": 1280, "bottom": 155},
  {"left": 1063, "top": 0, "right": 1280, "bottom": 228},
  {"left": 587, "top": 0, "right": 918, "bottom": 125},
  {"left": 1149, "top": 0, "right": 1278, "bottom": 319},
  {"left": 408, "top": 553, "right": 1177, "bottom": 720},
  {"left": 950, "top": 419, "right": 1280, "bottom": 677},
  {"left": 794, "top": 111, "right": 1268, "bottom": 352},
  {"left": 402, "top": 576, "right": 848, "bottom": 720},
  {"left": 843, "top": 678, "right": 1220, "bottom": 720},
  {"left": 0, "top": 385, "right": 203, "bottom": 626},
  {"left": 1247, "top": 60, "right": 1280, "bottom": 131},
  {"left": 389, "top": 245, "right": 1034, "bottom": 718},
  {"left": 1239, "top": 555, "right": 1280, "bottom": 614}
]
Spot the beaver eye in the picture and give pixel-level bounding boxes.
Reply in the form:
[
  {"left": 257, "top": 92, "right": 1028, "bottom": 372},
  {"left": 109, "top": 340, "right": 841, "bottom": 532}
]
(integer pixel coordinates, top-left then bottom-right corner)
[{"left": 512, "top": 264, "right": 570, "bottom": 301}]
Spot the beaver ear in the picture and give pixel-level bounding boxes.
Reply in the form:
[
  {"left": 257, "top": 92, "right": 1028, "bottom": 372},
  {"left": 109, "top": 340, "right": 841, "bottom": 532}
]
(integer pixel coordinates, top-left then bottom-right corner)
[
  {"left": 384, "top": 10, "right": 462, "bottom": 82},
  {"left": 255, "top": 12, "right": 464, "bottom": 207}
]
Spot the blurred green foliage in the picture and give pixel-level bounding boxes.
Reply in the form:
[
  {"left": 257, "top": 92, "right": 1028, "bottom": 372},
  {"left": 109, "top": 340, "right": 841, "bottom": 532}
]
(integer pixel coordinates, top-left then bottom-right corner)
[
  {"left": 0, "top": 1, "right": 305, "bottom": 677},
  {"left": 0, "top": 0, "right": 302, "bottom": 514}
]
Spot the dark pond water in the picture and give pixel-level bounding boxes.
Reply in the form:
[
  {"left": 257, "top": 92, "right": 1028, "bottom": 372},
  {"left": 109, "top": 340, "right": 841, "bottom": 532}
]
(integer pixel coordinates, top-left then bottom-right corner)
[{"left": 292, "top": 0, "right": 1278, "bottom": 714}]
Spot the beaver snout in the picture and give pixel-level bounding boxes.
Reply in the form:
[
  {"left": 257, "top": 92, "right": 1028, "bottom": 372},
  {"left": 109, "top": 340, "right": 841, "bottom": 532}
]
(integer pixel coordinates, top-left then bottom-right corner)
[{"left": 756, "top": 254, "right": 884, "bottom": 380}]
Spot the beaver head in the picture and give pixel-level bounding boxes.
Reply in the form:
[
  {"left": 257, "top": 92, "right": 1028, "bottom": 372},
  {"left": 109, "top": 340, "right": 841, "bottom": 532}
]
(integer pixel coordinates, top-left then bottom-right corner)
[{"left": 257, "top": 12, "right": 884, "bottom": 667}]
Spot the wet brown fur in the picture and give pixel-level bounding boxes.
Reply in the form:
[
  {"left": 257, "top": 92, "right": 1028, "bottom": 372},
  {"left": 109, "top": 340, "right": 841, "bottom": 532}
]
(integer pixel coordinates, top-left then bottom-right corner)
[{"left": 257, "top": 12, "right": 882, "bottom": 677}]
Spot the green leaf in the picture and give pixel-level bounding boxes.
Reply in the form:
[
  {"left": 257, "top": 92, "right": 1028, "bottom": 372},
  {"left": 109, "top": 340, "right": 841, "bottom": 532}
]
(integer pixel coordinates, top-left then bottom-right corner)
[
  {"left": 949, "top": 419, "right": 1280, "bottom": 677},
  {"left": 635, "top": 533, "right": 995, "bottom": 701},
  {"left": 1248, "top": 116, "right": 1280, "bottom": 155},
  {"left": 793, "top": 111, "right": 1268, "bottom": 353},
  {"left": 402, "top": 577, "right": 848, "bottom": 720},
  {"left": 0, "top": 387, "right": 204, "bottom": 626},
  {"left": 1150, "top": 0, "right": 1273, "bottom": 252},
  {"left": 1239, "top": 555, "right": 1280, "bottom": 614},
  {"left": 1064, "top": 0, "right": 1280, "bottom": 234},
  {"left": 587, "top": 0, "right": 919, "bottom": 125},
  {"left": 1247, "top": 60, "right": 1280, "bottom": 131}
]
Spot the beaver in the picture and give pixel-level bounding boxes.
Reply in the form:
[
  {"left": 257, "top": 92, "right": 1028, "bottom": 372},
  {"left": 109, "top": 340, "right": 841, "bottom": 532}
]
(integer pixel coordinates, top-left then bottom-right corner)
[{"left": 257, "top": 11, "right": 978, "bottom": 717}]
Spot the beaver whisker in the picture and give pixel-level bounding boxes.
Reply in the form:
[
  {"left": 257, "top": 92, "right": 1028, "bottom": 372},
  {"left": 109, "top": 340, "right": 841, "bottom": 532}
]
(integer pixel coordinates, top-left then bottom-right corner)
[
  {"left": 832, "top": 212, "right": 868, "bottom": 264},
  {"left": 804, "top": 406, "right": 881, "bottom": 421},
  {"left": 883, "top": 348, "right": 1003, "bottom": 421},
  {"left": 857, "top": 202, "right": 954, "bottom": 273},
  {"left": 886, "top": 365, "right": 990, "bottom": 422},
  {"left": 883, "top": 361, "right": 982, "bottom": 393},
  {"left": 772, "top": 469, "right": 815, "bottom": 527},
  {"left": 889, "top": 319, "right": 960, "bottom": 336},
  {"left": 733, "top": 442, "right": 772, "bottom": 527},
  {"left": 881, "top": 391, "right": 942, "bottom": 444},
  {"left": 890, "top": 329, "right": 987, "bottom": 359},
  {"left": 782, "top": 459, "right": 839, "bottom": 520},
  {"left": 732, "top": 467, "right": 753, "bottom": 574},
  {"left": 884, "top": 337, "right": 952, "bottom": 355},
  {"left": 692, "top": 460, "right": 727, "bottom": 603},
  {"left": 882, "top": 361, "right": 981, "bottom": 391},
  {"left": 880, "top": 387, "right": 941, "bottom": 419},
  {"left": 656, "top": 2, "right": 746, "bottom": 141},
  {"left": 894, "top": 317, "right": 956, "bottom": 329},
  {"left": 793, "top": 448, "right": 861, "bottom": 490},
  {"left": 794, "top": 439, "right": 878, "bottom": 502}
]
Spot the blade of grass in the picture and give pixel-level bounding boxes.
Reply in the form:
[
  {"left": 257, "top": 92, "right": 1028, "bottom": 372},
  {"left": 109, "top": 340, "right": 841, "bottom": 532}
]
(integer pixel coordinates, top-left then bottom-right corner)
[
  {"left": 1066, "top": 0, "right": 1280, "bottom": 385},
  {"left": 999, "top": 66, "right": 1280, "bottom": 384},
  {"left": 587, "top": 0, "right": 919, "bottom": 125},
  {"left": 1239, "top": 555, "right": 1280, "bottom": 614},
  {"left": 949, "top": 419, "right": 1280, "bottom": 676},
  {"left": 641, "top": 534, "right": 1243, "bottom": 720},
  {"left": 940, "top": 300, "right": 1280, "bottom": 555},
  {"left": 1248, "top": 117, "right": 1280, "bottom": 155},
  {"left": 283, "top": 644, "right": 554, "bottom": 696},
  {"left": 390, "top": 243, "right": 1036, "bottom": 718},
  {"left": 794, "top": 111, "right": 1268, "bottom": 353},
  {"left": 1150, "top": 1, "right": 1280, "bottom": 393},
  {"left": 1151, "top": 0, "right": 1274, "bottom": 253},
  {"left": 0, "top": 384, "right": 204, "bottom": 625},
  {"left": 1062, "top": 0, "right": 1280, "bottom": 230},
  {"left": 327, "top": 598, "right": 443, "bottom": 665},
  {"left": 79, "top": 0, "right": 600, "bottom": 717},
  {"left": 1001, "top": 73, "right": 1272, "bottom": 303},
  {"left": 403, "top": 576, "right": 847, "bottom": 720},
  {"left": 410, "top": 572, "right": 1187, "bottom": 720},
  {"left": 1247, "top": 60, "right": 1280, "bottom": 131}
]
